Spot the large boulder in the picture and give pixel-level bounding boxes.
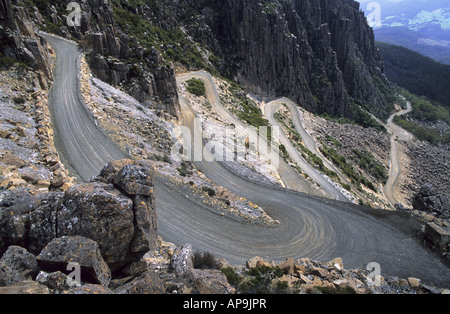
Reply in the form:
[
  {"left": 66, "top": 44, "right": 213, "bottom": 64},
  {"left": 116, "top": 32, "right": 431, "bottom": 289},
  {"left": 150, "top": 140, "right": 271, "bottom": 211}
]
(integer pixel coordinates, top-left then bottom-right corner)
[
  {"left": 57, "top": 182, "right": 135, "bottom": 271},
  {"left": 413, "top": 183, "right": 449, "bottom": 219},
  {"left": 28, "top": 192, "right": 63, "bottom": 255},
  {"left": 37, "top": 236, "right": 111, "bottom": 287},
  {"left": 425, "top": 223, "right": 450, "bottom": 252},
  {"left": 189, "top": 269, "right": 235, "bottom": 294},
  {"left": 97, "top": 159, "right": 134, "bottom": 183},
  {"left": 169, "top": 244, "right": 194, "bottom": 275},
  {"left": 0, "top": 189, "right": 38, "bottom": 256},
  {"left": 114, "top": 164, "right": 154, "bottom": 197},
  {"left": 0, "top": 245, "right": 38, "bottom": 287},
  {"left": 0, "top": 262, "right": 25, "bottom": 287},
  {"left": 0, "top": 246, "right": 39, "bottom": 281},
  {"left": 113, "top": 271, "right": 164, "bottom": 294}
]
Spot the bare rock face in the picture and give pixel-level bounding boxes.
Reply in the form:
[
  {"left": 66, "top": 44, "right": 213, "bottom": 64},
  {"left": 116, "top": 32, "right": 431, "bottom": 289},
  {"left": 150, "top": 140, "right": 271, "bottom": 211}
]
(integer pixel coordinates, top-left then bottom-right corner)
[
  {"left": 114, "top": 164, "right": 155, "bottom": 197},
  {"left": 169, "top": 244, "right": 194, "bottom": 276},
  {"left": 57, "top": 182, "right": 135, "bottom": 271},
  {"left": 0, "top": 0, "right": 52, "bottom": 84},
  {"left": 0, "top": 246, "right": 39, "bottom": 286},
  {"left": 37, "top": 236, "right": 111, "bottom": 287},
  {"left": 0, "top": 189, "right": 38, "bottom": 254},
  {"left": 69, "top": 1, "right": 180, "bottom": 118},
  {"left": 413, "top": 183, "right": 449, "bottom": 219}
]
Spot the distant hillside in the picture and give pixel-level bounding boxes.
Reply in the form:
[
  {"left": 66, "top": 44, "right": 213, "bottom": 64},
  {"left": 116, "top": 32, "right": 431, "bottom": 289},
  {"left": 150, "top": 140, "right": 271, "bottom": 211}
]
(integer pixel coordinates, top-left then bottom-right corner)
[
  {"left": 375, "top": 27, "right": 450, "bottom": 65},
  {"left": 358, "top": 0, "right": 450, "bottom": 65},
  {"left": 377, "top": 42, "right": 450, "bottom": 107}
]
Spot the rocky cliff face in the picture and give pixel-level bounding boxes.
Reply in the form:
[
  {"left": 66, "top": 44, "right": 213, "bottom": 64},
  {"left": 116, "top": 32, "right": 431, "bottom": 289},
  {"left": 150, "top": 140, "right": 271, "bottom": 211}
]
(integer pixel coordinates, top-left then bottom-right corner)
[
  {"left": 12, "top": 0, "right": 393, "bottom": 120},
  {"left": 22, "top": 0, "right": 180, "bottom": 117},
  {"left": 75, "top": 0, "right": 180, "bottom": 117},
  {"left": 180, "top": 0, "right": 393, "bottom": 119},
  {"left": 0, "top": 0, "right": 52, "bottom": 87}
]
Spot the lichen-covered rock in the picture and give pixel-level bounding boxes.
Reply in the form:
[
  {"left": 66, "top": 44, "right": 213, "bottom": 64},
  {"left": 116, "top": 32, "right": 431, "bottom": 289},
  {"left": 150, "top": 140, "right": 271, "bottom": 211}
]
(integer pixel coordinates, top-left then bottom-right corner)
[
  {"left": 0, "top": 262, "right": 25, "bottom": 287},
  {"left": 97, "top": 159, "right": 134, "bottom": 183},
  {"left": 37, "top": 236, "right": 111, "bottom": 287},
  {"left": 0, "top": 189, "right": 38, "bottom": 256},
  {"left": 57, "top": 184, "right": 134, "bottom": 271},
  {"left": 189, "top": 269, "right": 236, "bottom": 294},
  {"left": 0, "top": 246, "right": 39, "bottom": 280},
  {"left": 169, "top": 244, "right": 194, "bottom": 275},
  {"left": 114, "top": 164, "right": 154, "bottom": 197},
  {"left": 99, "top": 160, "right": 159, "bottom": 255},
  {"left": 28, "top": 192, "right": 63, "bottom": 255},
  {"left": 113, "top": 271, "right": 164, "bottom": 294}
]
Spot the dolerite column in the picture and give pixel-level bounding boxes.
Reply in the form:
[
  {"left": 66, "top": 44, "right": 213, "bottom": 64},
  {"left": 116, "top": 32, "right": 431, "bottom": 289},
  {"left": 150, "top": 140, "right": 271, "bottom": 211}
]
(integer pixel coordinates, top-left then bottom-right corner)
[{"left": 113, "top": 162, "right": 159, "bottom": 255}]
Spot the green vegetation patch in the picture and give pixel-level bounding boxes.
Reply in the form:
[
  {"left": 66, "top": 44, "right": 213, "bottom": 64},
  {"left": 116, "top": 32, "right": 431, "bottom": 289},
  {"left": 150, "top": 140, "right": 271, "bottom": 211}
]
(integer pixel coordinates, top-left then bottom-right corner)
[
  {"left": 394, "top": 117, "right": 449, "bottom": 145},
  {"left": 261, "top": 1, "right": 278, "bottom": 16},
  {"left": 321, "top": 102, "right": 387, "bottom": 133},
  {"left": 224, "top": 265, "right": 287, "bottom": 294},
  {"left": 353, "top": 149, "right": 388, "bottom": 184},
  {"left": 0, "top": 53, "right": 17, "bottom": 68},
  {"left": 185, "top": 78, "right": 206, "bottom": 97},
  {"left": 394, "top": 90, "right": 450, "bottom": 145},
  {"left": 320, "top": 145, "right": 377, "bottom": 192}
]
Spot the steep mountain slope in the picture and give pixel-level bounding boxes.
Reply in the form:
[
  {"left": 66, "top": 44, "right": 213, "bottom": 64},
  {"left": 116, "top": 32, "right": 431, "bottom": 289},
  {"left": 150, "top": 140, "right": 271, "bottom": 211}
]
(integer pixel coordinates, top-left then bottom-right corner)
[
  {"left": 21, "top": 0, "right": 396, "bottom": 122},
  {"left": 176, "top": 0, "right": 396, "bottom": 120},
  {"left": 378, "top": 42, "right": 450, "bottom": 107},
  {"left": 22, "top": 0, "right": 181, "bottom": 117}
]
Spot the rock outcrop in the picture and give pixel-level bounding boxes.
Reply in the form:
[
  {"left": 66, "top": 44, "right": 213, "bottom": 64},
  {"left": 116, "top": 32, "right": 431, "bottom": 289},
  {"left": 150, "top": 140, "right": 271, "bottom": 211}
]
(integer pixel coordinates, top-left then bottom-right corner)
[
  {"left": 1, "top": 168, "right": 448, "bottom": 294},
  {"left": 0, "top": 160, "right": 158, "bottom": 271},
  {"left": 413, "top": 183, "right": 449, "bottom": 220},
  {"left": 411, "top": 183, "right": 450, "bottom": 254},
  {"left": 0, "top": 0, "right": 52, "bottom": 86},
  {"left": 37, "top": 236, "right": 111, "bottom": 287},
  {"left": 0, "top": 160, "right": 238, "bottom": 294},
  {"left": 239, "top": 256, "right": 449, "bottom": 294},
  {"left": 30, "top": 0, "right": 180, "bottom": 118},
  {"left": 165, "top": 243, "right": 235, "bottom": 294},
  {"left": 0, "top": 160, "right": 163, "bottom": 293}
]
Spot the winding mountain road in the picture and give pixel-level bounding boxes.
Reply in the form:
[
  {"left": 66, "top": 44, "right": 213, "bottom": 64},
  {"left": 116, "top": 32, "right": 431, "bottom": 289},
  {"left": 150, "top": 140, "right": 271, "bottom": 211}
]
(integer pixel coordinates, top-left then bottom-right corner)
[
  {"left": 44, "top": 34, "right": 450, "bottom": 288},
  {"left": 384, "top": 102, "right": 414, "bottom": 207},
  {"left": 263, "top": 98, "right": 347, "bottom": 201},
  {"left": 177, "top": 71, "right": 320, "bottom": 197}
]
